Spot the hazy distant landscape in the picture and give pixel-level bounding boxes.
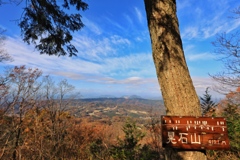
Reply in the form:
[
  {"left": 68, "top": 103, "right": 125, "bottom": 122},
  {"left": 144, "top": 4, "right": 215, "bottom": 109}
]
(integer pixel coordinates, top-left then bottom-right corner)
[{"left": 69, "top": 97, "right": 165, "bottom": 120}]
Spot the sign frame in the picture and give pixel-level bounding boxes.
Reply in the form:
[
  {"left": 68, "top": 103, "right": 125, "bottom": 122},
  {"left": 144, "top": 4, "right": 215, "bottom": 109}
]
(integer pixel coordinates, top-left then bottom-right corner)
[{"left": 161, "top": 116, "right": 230, "bottom": 150}]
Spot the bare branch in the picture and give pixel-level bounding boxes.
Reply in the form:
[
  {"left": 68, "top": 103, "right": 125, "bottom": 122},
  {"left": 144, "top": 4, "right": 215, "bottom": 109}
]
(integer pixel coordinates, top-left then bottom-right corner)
[
  {"left": 0, "top": 28, "right": 13, "bottom": 63},
  {"left": 231, "top": 6, "right": 240, "bottom": 18},
  {"left": 211, "top": 7, "right": 240, "bottom": 92}
]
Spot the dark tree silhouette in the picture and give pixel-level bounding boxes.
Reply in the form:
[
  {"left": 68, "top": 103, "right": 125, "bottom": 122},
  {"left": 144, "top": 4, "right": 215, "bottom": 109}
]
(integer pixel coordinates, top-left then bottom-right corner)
[
  {"left": 200, "top": 87, "right": 217, "bottom": 116},
  {"left": 4, "top": 0, "right": 88, "bottom": 56}
]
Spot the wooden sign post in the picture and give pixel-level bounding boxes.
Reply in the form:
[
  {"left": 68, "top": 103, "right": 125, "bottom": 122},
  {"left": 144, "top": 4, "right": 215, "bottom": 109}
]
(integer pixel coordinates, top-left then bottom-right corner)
[{"left": 162, "top": 116, "right": 230, "bottom": 150}]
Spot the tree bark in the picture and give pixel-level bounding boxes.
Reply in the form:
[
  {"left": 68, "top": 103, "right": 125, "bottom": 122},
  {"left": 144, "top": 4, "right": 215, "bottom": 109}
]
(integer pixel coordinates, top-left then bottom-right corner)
[{"left": 144, "top": 0, "right": 206, "bottom": 159}]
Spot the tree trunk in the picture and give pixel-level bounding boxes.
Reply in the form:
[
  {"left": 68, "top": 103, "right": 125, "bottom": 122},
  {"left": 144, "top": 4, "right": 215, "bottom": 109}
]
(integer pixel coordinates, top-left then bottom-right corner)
[{"left": 144, "top": 0, "right": 206, "bottom": 159}]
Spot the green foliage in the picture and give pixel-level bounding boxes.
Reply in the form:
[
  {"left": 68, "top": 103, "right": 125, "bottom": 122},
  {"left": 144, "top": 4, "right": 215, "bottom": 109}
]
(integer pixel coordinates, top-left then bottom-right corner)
[
  {"left": 139, "top": 145, "right": 160, "bottom": 160},
  {"left": 89, "top": 139, "right": 111, "bottom": 160},
  {"left": 223, "top": 104, "right": 240, "bottom": 153},
  {"left": 19, "top": 0, "right": 88, "bottom": 56},
  {"left": 200, "top": 87, "right": 217, "bottom": 116},
  {"left": 111, "top": 118, "right": 145, "bottom": 160},
  {"left": 208, "top": 103, "right": 240, "bottom": 160}
]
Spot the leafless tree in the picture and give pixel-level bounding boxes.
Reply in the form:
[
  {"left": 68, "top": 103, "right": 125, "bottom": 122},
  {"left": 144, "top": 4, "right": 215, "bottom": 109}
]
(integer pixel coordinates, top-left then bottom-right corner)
[
  {"left": 0, "top": 66, "right": 81, "bottom": 159},
  {"left": 28, "top": 76, "right": 80, "bottom": 159},
  {"left": 147, "top": 110, "right": 164, "bottom": 159},
  {"left": 211, "top": 6, "right": 240, "bottom": 94},
  {"left": 0, "top": 65, "right": 42, "bottom": 160}
]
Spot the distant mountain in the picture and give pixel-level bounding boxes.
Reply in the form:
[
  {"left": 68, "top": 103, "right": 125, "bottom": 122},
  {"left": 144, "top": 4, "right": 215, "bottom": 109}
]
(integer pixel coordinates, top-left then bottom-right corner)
[
  {"left": 97, "top": 95, "right": 143, "bottom": 99},
  {"left": 119, "top": 95, "right": 142, "bottom": 99},
  {"left": 98, "top": 95, "right": 117, "bottom": 98},
  {"left": 69, "top": 97, "right": 165, "bottom": 106},
  {"left": 130, "top": 95, "right": 142, "bottom": 99}
]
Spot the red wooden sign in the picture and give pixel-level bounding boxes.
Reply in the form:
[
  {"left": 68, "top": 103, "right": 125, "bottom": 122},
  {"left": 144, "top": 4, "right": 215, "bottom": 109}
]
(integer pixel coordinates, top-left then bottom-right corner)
[{"left": 162, "top": 116, "right": 230, "bottom": 150}]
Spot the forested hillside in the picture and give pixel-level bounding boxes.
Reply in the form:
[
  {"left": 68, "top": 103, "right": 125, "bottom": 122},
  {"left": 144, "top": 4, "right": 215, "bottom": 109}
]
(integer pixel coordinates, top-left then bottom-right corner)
[
  {"left": 0, "top": 66, "right": 240, "bottom": 159},
  {"left": 0, "top": 66, "right": 166, "bottom": 159}
]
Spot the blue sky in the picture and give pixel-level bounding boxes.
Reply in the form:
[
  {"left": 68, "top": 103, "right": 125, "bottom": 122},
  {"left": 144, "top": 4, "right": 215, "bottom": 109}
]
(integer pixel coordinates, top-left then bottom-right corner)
[{"left": 0, "top": 0, "right": 240, "bottom": 99}]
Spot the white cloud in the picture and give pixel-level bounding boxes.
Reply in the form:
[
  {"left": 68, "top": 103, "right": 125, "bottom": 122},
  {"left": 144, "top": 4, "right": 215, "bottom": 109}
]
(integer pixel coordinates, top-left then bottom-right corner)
[
  {"left": 83, "top": 18, "right": 102, "bottom": 35},
  {"left": 110, "top": 35, "right": 131, "bottom": 45},
  {"left": 180, "top": 1, "right": 240, "bottom": 40},
  {"left": 87, "top": 76, "right": 156, "bottom": 85},
  {"left": 186, "top": 52, "right": 216, "bottom": 61},
  {"left": 177, "top": 0, "right": 191, "bottom": 10},
  {"left": 195, "top": 7, "right": 202, "bottom": 18},
  {"left": 2, "top": 0, "right": 234, "bottom": 100},
  {"left": 124, "top": 14, "right": 133, "bottom": 26},
  {"left": 181, "top": 27, "right": 199, "bottom": 39},
  {"left": 183, "top": 44, "right": 195, "bottom": 52},
  {"left": 226, "top": 19, "right": 240, "bottom": 33},
  {"left": 192, "top": 77, "right": 224, "bottom": 98},
  {"left": 2, "top": 36, "right": 224, "bottom": 99},
  {"left": 72, "top": 34, "right": 132, "bottom": 61},
  {"left": 104, "top": 17, "right": 125, "bottom": 31},
  {"left": 181, "top": 19, "right": 228, "bottom": 40},
  {"left": 134, "top": 7, "right": 144, "bottom": 24},
  {"left": 102, "top": 53, "right": 155, "bottom": 77},
  {"left": 192, "top": 77, "right": 214, "bottom": 89},
  {"left": 3, "top": 36, "right": 103, "bottom": 73},
  {"left": 3, "top": 35, "right": 155, "bottom": 79}
]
